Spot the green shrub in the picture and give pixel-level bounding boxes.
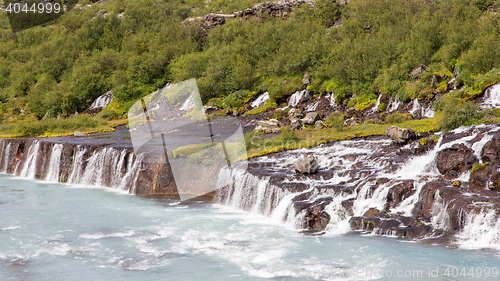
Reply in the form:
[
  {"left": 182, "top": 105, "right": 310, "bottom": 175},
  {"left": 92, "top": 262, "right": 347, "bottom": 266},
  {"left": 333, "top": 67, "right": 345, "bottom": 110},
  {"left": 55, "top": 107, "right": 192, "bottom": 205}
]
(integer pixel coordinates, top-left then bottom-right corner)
[
  {"left": 96, "top": 109, "right": 121, "bottom": 120},
  {"left": 222, "top": 89, "right": 253, "bottom": 109},
  {"left": 324, "top": 112, "right": 345, "bottom": 131},
  {"left": 280, "top": 126, "right": 299, "bottom": 143},
  {"left": 386, "top": 112, "right": 413, "bottom": 124},
  {"left": 378, "top": 102, "right": 386, "bottom": 111},
  {"left": 439, "top": 101, "right": 481, "bottom": 131}
]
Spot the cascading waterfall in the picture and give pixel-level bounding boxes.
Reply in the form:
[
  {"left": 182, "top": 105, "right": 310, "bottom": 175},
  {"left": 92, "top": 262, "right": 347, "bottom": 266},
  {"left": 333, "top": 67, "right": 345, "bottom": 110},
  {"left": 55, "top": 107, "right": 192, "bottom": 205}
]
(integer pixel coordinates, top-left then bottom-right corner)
[
  {"left": 409, "top": 99, "right": 435, "bottom": 118},
  {"left": 371, "top": 95, "right": 382, "bottom": 112},
  {"left": 1, "top": 141, "right": 9, "bottom": 173},
  {"left": 67, "top": 146, "right": 86, "bottom": 184},
  {"left": 250, "top": 92, "right": 269, "bottom": 108},
  {"left": 480, "top": 83, "right": 500, "bottom": 109},
  {"left": 45, "top": 144, "right": 64, "bottom": 182},
  {"left": 19, "top": 140, "right": 41, "bottom": 179},
  {"left": 387, "top": 97, "right": 402, "bottom": 112},
  {"left": 457, "top": 209, "right": 500, "bottom": 250},
  {"left": 288, "top": 90, "right": 308, "bottom": 108}
]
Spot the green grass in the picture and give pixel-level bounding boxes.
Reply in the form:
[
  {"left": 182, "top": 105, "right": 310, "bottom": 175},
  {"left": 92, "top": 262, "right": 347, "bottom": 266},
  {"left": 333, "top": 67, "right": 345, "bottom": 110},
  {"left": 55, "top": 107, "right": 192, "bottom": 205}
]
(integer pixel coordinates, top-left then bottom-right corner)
[{"left": 0, "top": 115, "right": 124, "bottom": 138}]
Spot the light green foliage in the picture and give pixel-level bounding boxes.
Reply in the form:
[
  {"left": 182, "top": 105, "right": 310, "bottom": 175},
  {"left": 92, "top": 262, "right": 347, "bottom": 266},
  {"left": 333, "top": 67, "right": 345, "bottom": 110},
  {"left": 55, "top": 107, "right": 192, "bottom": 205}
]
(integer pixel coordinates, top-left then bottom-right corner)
[
  {"left": 280, "top": 126, "right": 299, "bottom": 143},
  {"left": 386, "top": 112, "right": 413, "bottom": 124},
  {"left": 324, "top": 112, "right": 345, "bottom": 131},
  {"left": 1, "top": 0, "right": 500, "bottom": 125},
  {"left": 438, "top": 99, "right": 481, "bottom": 131}
]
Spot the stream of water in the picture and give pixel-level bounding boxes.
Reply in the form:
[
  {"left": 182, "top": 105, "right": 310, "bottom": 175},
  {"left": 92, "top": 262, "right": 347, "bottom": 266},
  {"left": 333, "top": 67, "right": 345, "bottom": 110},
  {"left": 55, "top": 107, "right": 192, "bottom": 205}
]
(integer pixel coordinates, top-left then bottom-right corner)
[{"left": 1, "top": 174, "right": 500, "bottom": 280}]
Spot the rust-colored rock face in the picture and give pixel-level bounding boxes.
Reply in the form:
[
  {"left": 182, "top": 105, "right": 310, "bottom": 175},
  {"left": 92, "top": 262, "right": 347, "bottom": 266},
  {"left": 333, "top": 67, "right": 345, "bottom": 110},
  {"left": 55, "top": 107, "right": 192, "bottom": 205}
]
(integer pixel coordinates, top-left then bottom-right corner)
[{"left": 436, "top": 144, "right": 477, "bottom": 178}]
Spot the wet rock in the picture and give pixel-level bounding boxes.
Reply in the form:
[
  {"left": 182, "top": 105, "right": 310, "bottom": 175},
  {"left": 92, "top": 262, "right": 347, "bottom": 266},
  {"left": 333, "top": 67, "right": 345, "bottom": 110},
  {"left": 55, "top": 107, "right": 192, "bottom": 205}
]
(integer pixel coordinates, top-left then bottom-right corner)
[
  {"left": 416, "top": 132, "right": 429, "bottom": 139},
  {"left": 74, "top": 131, "right": 87, "bottom": 137},
  {"left": 232, "top": 110, "right": 239, "bottom": 117},
  {"left": 225, "top": 109, "right": 232, "bottom": 115},
  {"left": 301, "top": 112, "right": 321, "bottom": 126},
  {"left": 481, "top": 137, "right": 500, "bottom": 163},
  {"left": 307, "top": 205, "right": 330, "bottom": 231},
  {"left": 202, "top": 105, "right": 218, "bottom": 115},
  {"left": 385, "top": 180, "right": 414, "bottom": 209},
  {"left": 410, "top": 64, "right": 427, "bottom": 78},
  {"left": 314, "top": 120, "right": 323, "bottom": 130},
  {"left": 290, "top": 119, "right": 303, "bottom": 131},
  {"left": 294, "top": 155, "right": 319, "bottom": 174},
  {"left": 489, "top": 170, "right": 500, "bottom": 190},
  {"left": 385, "top": 126, "right": 416, "bottom": 144},
  {"left": 255, "top": 119, "right": 280, "bottom": 134},
  {"left": 436, "top": 144, "right": 477, "bottom": 178},
  {"left": 363, "top": 208, "right": 379, "bottom": 217}
]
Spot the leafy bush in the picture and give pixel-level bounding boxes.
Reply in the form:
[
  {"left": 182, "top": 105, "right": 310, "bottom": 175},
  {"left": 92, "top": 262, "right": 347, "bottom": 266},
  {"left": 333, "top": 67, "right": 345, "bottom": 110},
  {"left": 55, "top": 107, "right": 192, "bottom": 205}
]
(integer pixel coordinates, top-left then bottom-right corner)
[
  {"left": 222, "top": 90, "right": 253, "bottom": 109},
  {"left": 324, "top": 112, "right": 345, "bottom": 131},
  {"left": 96, "top": 109, "right": 122, "bottom": 120},
  {"left": 386, "top": 112, "right": 413, "bottom": 124},
  {"left": 280, "top": 126, "right": 299, "bottom": 143},
  {"left": 439, "top": 100, "right": 481, "bottom": 131}
]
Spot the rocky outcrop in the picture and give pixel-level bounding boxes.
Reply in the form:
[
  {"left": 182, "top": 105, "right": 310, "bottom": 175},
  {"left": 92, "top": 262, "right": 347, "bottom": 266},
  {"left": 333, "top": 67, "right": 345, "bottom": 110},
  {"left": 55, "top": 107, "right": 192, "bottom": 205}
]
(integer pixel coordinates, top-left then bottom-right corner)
[
  {"left": 301, "top": 112, "right": 321, "bottom": 126},
  {"left": 385, "top": 126, "right": 416, "bottom": 144},
  {"left": 290, "top": 119, "right": 303, "bottom": 130},
  {"left": 410, "top": 64, "right": 427, "bottom": 78},
  {"left": 255, "top": 119, "right": 280, "bottom": 133},
  {"left": 184, "top": 0, "right": 315, "bottom": 33},
  {"left": 288, "top": 108, "right": 303, "bottom": 122},
  {"left": 436, "top": 144, "right": 477, "bottom": 178},
  {"left": 294, "top": 155, "right": 319, "bottom": 174}
]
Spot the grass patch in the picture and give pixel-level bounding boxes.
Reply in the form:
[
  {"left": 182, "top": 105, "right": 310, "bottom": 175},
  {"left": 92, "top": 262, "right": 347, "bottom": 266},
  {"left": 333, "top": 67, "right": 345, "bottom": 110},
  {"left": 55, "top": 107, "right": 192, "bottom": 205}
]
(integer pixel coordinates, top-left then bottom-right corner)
[
  {"left": 0, "top": 115, "right": 119, "bottom": 138},
  {"left": 472, "top": 162, "right": 489, "bottom": 174}
]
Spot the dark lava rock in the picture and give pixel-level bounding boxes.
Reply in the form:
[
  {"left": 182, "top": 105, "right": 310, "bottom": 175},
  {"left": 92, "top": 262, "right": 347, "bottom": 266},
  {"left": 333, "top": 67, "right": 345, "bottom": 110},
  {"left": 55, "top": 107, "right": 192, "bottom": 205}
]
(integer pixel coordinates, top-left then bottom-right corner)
[
  {"left": 307, "top": 205, "right": 330, "bottom": 231},
  {"left": 436, "top": 144, "right": 477, "bottom": 178},
  {"left": 294, "top": 155, "right": 319, "bottom": 174}
]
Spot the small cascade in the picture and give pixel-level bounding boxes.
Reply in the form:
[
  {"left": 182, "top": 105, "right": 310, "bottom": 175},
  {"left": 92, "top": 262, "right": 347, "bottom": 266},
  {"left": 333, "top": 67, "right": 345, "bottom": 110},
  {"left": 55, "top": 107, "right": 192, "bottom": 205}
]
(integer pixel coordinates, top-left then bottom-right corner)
[
  {"left": 67, "top": 146, "right": 86, "bottom": 184},
  {"left": 45, "top": 144, "right": 63, "bottom": 182},
  {"left": 387, "top": 97, "right": 402, "bottom": 112},
  {"left": 0, "top": 140, "right": 9, "bottom": 173},
  {"left": 87, "top": 91, "right": 114, "bottom": 112},
  {"left": 371, "top": 95, "right": 382, "bottom": 112},
  {"left": 179, "top": 95, "right": 196, "bottom": 112},
  {"left": 327, "top": 93, "right": 337, "bottom": 107},
  {"left": 250, "top": 92, "right": 269, "bottom": 108},
  {"left": 480, "top": 83, "right": 500, "bottom": 109},
  {"left": 304, "top": 98, "right": 321, "bottom": 112},
  {"left": 430, "top": 190, "right": 451, "bottom": 231},
  {"left": 410, "top": 99, "right": 435, "bottom": 118},
  {"left": 19, "top": 140, "right": 41, "bottom": 179},
  {"left": 287, "top": 90, "right": 308, "bottom": 108},
  {"left": 457, "top": 209, "right": 500, "bottom": 250}
]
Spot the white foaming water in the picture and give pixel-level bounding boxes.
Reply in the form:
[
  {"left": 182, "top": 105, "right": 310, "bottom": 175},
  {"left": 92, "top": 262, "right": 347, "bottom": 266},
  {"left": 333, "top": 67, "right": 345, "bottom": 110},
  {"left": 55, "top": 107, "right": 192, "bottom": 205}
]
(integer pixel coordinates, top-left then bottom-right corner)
[
  {"left": 304, "top": 98, "right": 321, "bottom": 112},
  {"left": 179, "top": 95, "right": 195, "bottom": 112},
  {"left": 1, "top": 175, "right": 498, "bottom": 280},
  {"left": 409, "top": 99, "right": 435, "bottom": 118},
  {"left": 480, "top": 83, "right": 500, "bottom": 109},
  {"left": 387, "top": 97, "right": 402, "bottom": 112},
  {"left": 19, "top": 140, "right": 41, "bottom": 179},
  {"left": 371, "top": 95, "right": 382, "bottom": 112},
  {"left": 457, "top": 209, "right": 500, "bottom": 250},
  {"left": 430, "top": 190, "right": 451, "bottom": 231},
  {"left": 1, "top": 141, "right": 10, "bottom": 173},
  {"left": 250, "top": 92, "right": 269, "bottom": 108},
  {"left": 88, "top": 90, "right": 114, "bottom": 111},
  {"left": 287, "top": 90, "right": 308, "bottom": 107},
  {"left": 67, "top": 145, "right": 86, "bottom": 184},
  {"left": 45, "top": 144, "right": 63, "bottom": 182}
]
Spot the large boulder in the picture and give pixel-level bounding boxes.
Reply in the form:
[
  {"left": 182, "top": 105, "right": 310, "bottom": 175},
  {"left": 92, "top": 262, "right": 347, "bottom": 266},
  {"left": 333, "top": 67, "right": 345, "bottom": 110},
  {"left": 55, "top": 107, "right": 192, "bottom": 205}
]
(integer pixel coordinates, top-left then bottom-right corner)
[
  {"left": 301, "top": 112, "right": 321, "bottom": 126},
  {"left": 385, "top": 126, "right": 416, "bottom": 144},
  {"left": 294, "top": 155, "right": 319, "bottom": 174},
  {"left": 436, "top": 144, "right": 477, "bottom": 178},
  {"left": 288, "top": 108, "right": 303, "bottom": 122},
  {"left": 410, "top": 64, "right": 427, "bottom": 78},
  {"left": 202, "top": 105, "right": 218, "bottom": 115},
  {"left": 255, "top": 119, "right": 280, "bottom": 134}
]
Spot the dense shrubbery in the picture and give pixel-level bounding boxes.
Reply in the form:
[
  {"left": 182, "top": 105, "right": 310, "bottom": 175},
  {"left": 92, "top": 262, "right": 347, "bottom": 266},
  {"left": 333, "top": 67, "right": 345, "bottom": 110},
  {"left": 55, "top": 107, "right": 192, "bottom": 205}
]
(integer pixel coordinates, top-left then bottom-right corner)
[
  {"left": 438, "top": 100, "right": 481, "bottom": 131},
  {"left": 1, "top": 0, "right": 500, "bottom": 122}
]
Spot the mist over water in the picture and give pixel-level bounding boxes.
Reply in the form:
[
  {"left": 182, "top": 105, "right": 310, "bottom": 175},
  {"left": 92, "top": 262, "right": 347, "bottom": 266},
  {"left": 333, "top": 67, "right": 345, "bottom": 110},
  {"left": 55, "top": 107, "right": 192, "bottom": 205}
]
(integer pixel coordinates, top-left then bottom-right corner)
[{"left": 0, "top": 175, "right": 499, "bottom": 280}]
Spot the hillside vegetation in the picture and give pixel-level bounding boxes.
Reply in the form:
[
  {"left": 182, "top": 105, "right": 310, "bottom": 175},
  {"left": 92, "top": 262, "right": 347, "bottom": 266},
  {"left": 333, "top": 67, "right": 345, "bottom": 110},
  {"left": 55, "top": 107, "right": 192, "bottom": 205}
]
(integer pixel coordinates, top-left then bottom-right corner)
[{"left": 0, "top": 0, "right": 500, "bottom": 125}]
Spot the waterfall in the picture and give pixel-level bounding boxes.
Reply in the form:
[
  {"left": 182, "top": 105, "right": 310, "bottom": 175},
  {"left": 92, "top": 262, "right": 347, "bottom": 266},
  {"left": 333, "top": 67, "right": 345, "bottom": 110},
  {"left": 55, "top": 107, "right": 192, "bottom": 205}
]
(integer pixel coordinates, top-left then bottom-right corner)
[
  {"left": 387, "top": 97, "right": 402, "bottom": 112},
  {"left": 250, "top": 92, "right": 269, "bottom": 108},
  {"left": 288, "top": 90, "right": 308, "bottom": 108},
  {"left": 457, "top": 209, "right": 500, "bottom": 250},
  {"left": 45, "top": 144, "right": 64, "bottom": 182},
  {"left": 1, "top": 141, "right": 10, "bottom": 173},
  {"left": 19, "top": 140, "right": 41, "bottom": 179},
  {"left": 371, "top": 95, "right": 382, "bottom": 112},
  {"left": 410, "top": 99, "right": 435, "bottom": 118},
  {"left": 179, "top": 95, "right": 196, "bottom": 112},
  {"left": 304, "top": 98, "right": 321, "bottom": 112},
  {"left": 68, "top": 146, "right": 86, "bottom": 184},
  {"left": 480, "top": 83, "right": 500, "bottom": 109}
]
